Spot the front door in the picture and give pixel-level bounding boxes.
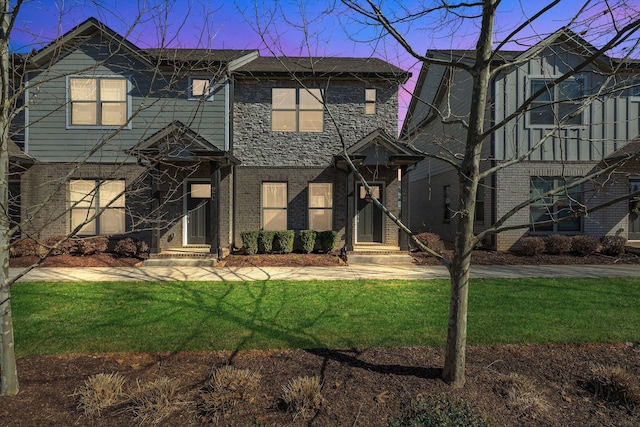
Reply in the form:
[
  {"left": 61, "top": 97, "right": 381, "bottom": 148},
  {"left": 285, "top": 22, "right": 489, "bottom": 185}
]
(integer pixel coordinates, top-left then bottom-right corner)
[
  {"left": 629, "top": 180, "right": 640, "bottom": 240},
  {"left": 356, "top": 183, "right": 383, "bottom": 243},
  {"left": 186, "top": 182, "right": 211, "bottom": 245}
]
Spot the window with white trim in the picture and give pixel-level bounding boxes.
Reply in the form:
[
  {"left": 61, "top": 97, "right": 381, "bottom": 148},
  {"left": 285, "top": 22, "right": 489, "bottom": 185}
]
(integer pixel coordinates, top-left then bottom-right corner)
[
  {"left": 189, "top": 77, "right": 213, "bottom": 100},
  {"left": 365, "top": 88, "right": 376, "bottom": 115},
  {"left": 262, "top": 182, "right": 287, "bottom": 230},
  {"left": 530, "top": 177, "right": 582, "bottom": 232},
  {"left": 272, "top": 88, "right": 323, "bottom": 132},
  {"left": 69, "top": 77, "right": 128, "bottom": 126},
  {"left": 308, "top": 183, "right": 332, "bottom": 230},
  {"left": 70, "top": 180, "right": 125, "bottom": 235},
  {"left": 529, "top": 78, "right": 584, "bottom": 126}
]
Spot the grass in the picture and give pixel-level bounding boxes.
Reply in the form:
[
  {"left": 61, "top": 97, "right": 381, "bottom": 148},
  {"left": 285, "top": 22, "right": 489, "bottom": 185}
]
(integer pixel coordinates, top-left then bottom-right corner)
[{"left": 11, "top": 278, "right": 640, "bottom": 356}]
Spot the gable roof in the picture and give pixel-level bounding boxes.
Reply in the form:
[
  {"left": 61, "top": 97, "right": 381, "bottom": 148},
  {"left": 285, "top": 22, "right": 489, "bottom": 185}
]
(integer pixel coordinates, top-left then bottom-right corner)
[
  {"left": 334, "top": 128, "right": 424, "bottom": 169},
  {"left": 236, "top": 56, "right": 410, "bottom": 82},
  {"left": 130, "top": 121, "right": 240, "bottom": 165}
]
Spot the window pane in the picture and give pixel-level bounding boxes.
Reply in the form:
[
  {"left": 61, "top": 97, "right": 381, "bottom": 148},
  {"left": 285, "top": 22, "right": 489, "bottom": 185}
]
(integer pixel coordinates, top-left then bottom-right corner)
[
  {"left": 272, "top": 110, "right": 296, "bottom": 131},
  {"left": 309, "top": 209, "right": 332, "bottom": 230},
  {"left": 100, "top": 208, "right": 125, "bottom": 234},
  {"left": 72, "top": 103, "right": 97, "bottom": 125},
  {"left": 70, "top": 78, "right": 96, "bottom": 100},
  {"left": 300, "top": 88, "right": 322, "bottom": 109},
  {"left": 191, "top": 79, "right": 210, "bottom": 97},
  {"left": 558, "top": 103, "right": 581, "bottom": 125},
  {"left": 72, "top": 208, "right": 96, "bottom": 234},
  {"left": 365, "top": 88, "right": 376, "bottom": 102},
  {"left": 531, "top": 80, "right": 552, "bottom": 102},
  {"left": 190, "top": 183, "right": 211, "bottom": 198},
  {"left": 70, "top": 180, "right": 97, "bottom": 207},
  {"left": 365, "top": 103, "right": 376, "bottom": 115},
  {"left": 101, "top": 103, "right": 127, "bottom": 125},
  {"left": 100, "top": 79, "right": 127, "bottom": 101},
  {"left": 309, "top": 183, "right": 332, "bottom": 208},
  {"left": 272, "top": 88, "right": 296, "bottom": 109},
  {"left": 299, "top": 111, "right": 323, "bottom": 132},
  {"left": 530, "top": 207, "right": 553, "bottom": 231},
  {"left": 530, "top": 103, "right": 553, "bottom": 125},
  {"left": 263, "top": 183, "right": 287, "bottom": 208},
  {"left": 100, "top": 180, "right": 125, "bottom": 207},
  {"left": 558, "top": 80, "right": 583, "bottom": 101},
  {"left": 263, "top": 210, "right": 287, "bottom": 230}
]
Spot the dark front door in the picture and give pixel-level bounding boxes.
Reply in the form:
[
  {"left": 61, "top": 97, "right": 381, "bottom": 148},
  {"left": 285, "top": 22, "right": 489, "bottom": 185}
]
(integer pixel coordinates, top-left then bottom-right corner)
[
  {"left": 357, "top": 183, "right": 383, "bottom": 243},
  {"left": 629, "top": 180, "right": 640, "bottom": 240},
  {"left": 186, "top": 182, "right": 211, "bottom": 245}
]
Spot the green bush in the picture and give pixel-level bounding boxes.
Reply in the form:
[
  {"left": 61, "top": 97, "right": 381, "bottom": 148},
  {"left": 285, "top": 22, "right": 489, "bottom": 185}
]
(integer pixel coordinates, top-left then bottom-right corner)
[
  {"left": 571, "top": 235, "right": 601, "bottom": 256},
  {"left": 274, "top": 230, "right": 295, "bottom": 254},
  {"left": 544, "top": 235, "right": 572, "bottom": 254},
  {"left": 240, "top": 230, "right": 260, "bottom": 255},
  {"left": 600, "top": 235, "right": 626, "bottom": 256},
  {"left": 259, "top": 230, "right": 276, "bottom": 254},
  {"left": 299, "top": 230, "right": 317, "bottom": 254},
  {"left": 389, "top": 395, "right": 489, "bottom": 427},
  {"left": 517, "top": 236, "right": 545, "bottom": 256},
  {"left": 318, "top": 230, "right": 337, "bottom": 253}
]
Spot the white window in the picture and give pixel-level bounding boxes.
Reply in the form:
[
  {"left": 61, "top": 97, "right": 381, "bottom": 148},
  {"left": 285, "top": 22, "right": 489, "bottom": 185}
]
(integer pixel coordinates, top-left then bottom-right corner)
[
  {"left": 69, "top": 77, "right": 128, "bottom": 126},
  {"left": 309, "top": 183, "right": 332, "bottom": 230},
  {"left": 70, "top": 180, "right": 125, "bottom": 235},
  {"left": 365, "top": 88, "right": 376, "bottom": 115},
  {"left": 529, "top": 78, "right": 584, "bottom": 126},
  {"left": 262, "top": 182, "right": 287, "bottom": 230},
  {"left": 272, "top": 88, "right": 323, "bottom": 132},
  {"left": 189, "top": 77, "right": 213, "bottom": 100}
]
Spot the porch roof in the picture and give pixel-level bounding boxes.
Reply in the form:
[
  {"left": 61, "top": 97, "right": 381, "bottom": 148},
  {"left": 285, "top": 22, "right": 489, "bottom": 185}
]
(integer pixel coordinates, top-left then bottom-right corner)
[{"left": 334, "top": 128, "right": 424, "bottom": 169}]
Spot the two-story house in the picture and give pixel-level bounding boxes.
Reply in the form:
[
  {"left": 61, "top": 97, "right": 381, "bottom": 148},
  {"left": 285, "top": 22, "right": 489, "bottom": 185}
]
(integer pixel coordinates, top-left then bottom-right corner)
[
  {"left": 12, "top": 17, "right": 420, "bottom": 259},
  {"left": 403, "top": 29, "right": 640, "bottom": 251}
]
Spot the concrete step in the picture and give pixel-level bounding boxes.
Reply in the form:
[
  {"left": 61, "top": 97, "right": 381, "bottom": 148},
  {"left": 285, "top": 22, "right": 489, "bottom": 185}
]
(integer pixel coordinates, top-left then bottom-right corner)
[
  {"left": 143, "top": 257, "right": 217, "bottom": 267},
  {"left": 346, "top": 251, "right": 413, "bottom": 265}
]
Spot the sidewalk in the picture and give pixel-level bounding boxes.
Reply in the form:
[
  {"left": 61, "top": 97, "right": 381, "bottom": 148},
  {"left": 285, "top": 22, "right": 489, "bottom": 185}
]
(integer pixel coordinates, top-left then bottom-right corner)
[{"left": 9, "top": 263, "right": 640, "bottom": 282}]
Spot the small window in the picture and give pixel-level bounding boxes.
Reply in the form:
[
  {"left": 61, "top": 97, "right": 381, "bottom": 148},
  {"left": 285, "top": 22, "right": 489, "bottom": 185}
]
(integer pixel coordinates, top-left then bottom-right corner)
[
  {"left": 309, "top": 183, "right": 332, "bottom": 230},
  {"left": 262, "top": 182, "right": 287, "bottom": 230},
  {"left": 69, "top": 77, "right": 128, "bottom": 126},
  {"left": 365, "top": 88, "right": 376, "bottom": 115},
  {"left": 530, "top": 177, "right": 582, "bottom": 232},
  {"left": 632, "top": 79, "right": 640, "bottom": 97},
  {"left": 272, "top": 88, "right": 323, "bottom": 132},
  {"left": 189, "top": 78, "right": 212, "bottom": 100},
  {"left": 443, "top": 185, "right": 451, "bottom": 223},
  {"left": 70, "top": 179, "right": 125, "bottom": 235},
  {"left": 529, "top": 78, "right": 584, "bottom": 126}
]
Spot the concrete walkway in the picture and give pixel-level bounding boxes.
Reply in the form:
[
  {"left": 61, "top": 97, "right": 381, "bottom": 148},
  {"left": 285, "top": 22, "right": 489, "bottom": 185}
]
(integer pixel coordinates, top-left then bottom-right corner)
[{"left": 8, "top": 263, "right": 640, "bottom": 282}]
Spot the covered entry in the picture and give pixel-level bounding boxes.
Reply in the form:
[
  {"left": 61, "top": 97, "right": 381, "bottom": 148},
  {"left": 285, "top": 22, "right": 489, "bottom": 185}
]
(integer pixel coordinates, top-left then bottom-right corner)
[{"left": 356, "top": 183, "right": 384, "bottom": 243}]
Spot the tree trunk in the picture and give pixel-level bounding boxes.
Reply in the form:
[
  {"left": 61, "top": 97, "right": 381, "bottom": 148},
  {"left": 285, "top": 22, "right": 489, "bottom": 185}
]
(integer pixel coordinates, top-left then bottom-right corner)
[{"left": 0, "top": 0, "right": 19, "bottom": 397}]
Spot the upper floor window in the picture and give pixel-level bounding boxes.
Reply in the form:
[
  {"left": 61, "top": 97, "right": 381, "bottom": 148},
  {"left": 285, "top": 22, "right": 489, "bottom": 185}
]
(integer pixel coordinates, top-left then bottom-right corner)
[
  {"left": 70, "top": 179, "right": 125, "bottom": 235},
  {"left": 529, "top": 78, "right": 584, "bottom": 126},
  {"left": 189, "top": 77, "right": 213, "bottom": 100},
  {"left": 530, "top": 177, "right": 582, "bottom": 232},
  {"left": 365, "top": 88, "right": 376, "bottom": 115},
  {"left": 272, "top": 88, "right": 323, "bottom": 132},
  {"left": 262, "top": 182, "right": 287, "bottom": 230},
  {"left": 309, "top": 183, "right": 332, "bottom": 230},
  {"left": 69, "top": 77, "right": 128, "bottom": 127}
]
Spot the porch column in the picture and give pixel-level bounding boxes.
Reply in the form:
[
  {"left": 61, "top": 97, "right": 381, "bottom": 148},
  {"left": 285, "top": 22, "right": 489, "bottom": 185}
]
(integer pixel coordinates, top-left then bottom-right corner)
[
  {"left": 400, "top": 165, "right": 410, "bottom": 252},
  {"left": 346, "top": 170, "right": 354, "bottom": 251},
  {"left": 150, "top": 171, "right": 160, "bottom": 254},
  {"left": 209, "top": 161, "right": 221, "bottom": 258}
]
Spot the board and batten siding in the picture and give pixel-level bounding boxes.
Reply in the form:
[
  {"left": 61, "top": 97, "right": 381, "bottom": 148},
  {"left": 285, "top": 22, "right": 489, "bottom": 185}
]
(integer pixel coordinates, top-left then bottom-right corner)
[
  {"left": 26, "top": 38, "right": 229, "bottom": 163},
  {"left": 493, "top": 47, "right": 640, "bottom": 162}
]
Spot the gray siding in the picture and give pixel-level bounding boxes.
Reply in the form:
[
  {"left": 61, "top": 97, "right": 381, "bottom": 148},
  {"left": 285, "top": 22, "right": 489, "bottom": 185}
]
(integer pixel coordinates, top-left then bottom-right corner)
[{"left": 26, "top": 36, "right": 229, "bottom": 163}]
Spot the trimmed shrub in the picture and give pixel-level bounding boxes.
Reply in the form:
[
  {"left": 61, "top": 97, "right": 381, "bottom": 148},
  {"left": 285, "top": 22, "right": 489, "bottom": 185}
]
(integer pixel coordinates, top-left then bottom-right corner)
[
  {"left": 389, "top": 394, "right": 489, "bottom": 427},
  {"left": 135, "top": 239, "right": 149, "bottom": 259},
  {"left": 10, "top": 238, "right": 40, "bottom": 257},
  {"left": 544, "top": 235, "right": 572, "bottom": 254},
  {"left": 318, "top": 230, "right": 337, "bottom": 253},
  {"left": 240, "top": 230, "right": 259, "bottom": 255},
  {"left": 299, "top": 230, "right": 317, "bottom": 254},
  {"left": 274, "top": 230, "right": 295, "bottom": 254},
  {"left": 77, "top": 237, "right": 108, "bottom": 256},
  {"left": 517, "top": 236, "right": 545, "bottom": 256},
  {"left": 114, "top": 237, "right": 137, "bottom": 258},
  {"left": 259, "top": 230, "right": 276, "bottom": 254},
  {"left": 601, "top": 235, "right": 626, "bottom": 256},
  {"left": 43, "top": 236, "right": 77, "bottom": 256},
  {"left": 571, "top": 235, "right": 601, "bottom": 256},
  {"left": 414, "top": 232, "right": 445, "bottom": 254}
]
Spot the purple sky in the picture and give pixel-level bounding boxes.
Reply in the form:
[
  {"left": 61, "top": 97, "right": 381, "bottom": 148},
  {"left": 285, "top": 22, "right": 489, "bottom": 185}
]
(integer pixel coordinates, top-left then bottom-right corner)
[{"left": 11, "top": 0, "right": 624, "bottom": 129}]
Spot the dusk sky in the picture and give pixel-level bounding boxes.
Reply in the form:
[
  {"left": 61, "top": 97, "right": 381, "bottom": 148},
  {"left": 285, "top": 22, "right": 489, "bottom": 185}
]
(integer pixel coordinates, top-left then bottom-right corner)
[{"left": 10, "top": 0, "right": 630, "bottom": 127}]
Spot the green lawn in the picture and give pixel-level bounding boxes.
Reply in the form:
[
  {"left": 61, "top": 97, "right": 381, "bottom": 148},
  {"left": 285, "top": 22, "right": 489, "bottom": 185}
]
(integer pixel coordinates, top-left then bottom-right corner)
[{"left": 11, "top": 278, "right": 640, "bottom": 356}]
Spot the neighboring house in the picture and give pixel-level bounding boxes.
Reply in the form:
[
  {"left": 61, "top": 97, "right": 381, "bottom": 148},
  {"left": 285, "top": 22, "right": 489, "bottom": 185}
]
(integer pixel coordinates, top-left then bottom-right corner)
[
  {"left": 10, "top": 17, "right": 420, "bottom": 257},
  {"left": 402, "top": 29, "right": 640, "bottom": 250}
]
